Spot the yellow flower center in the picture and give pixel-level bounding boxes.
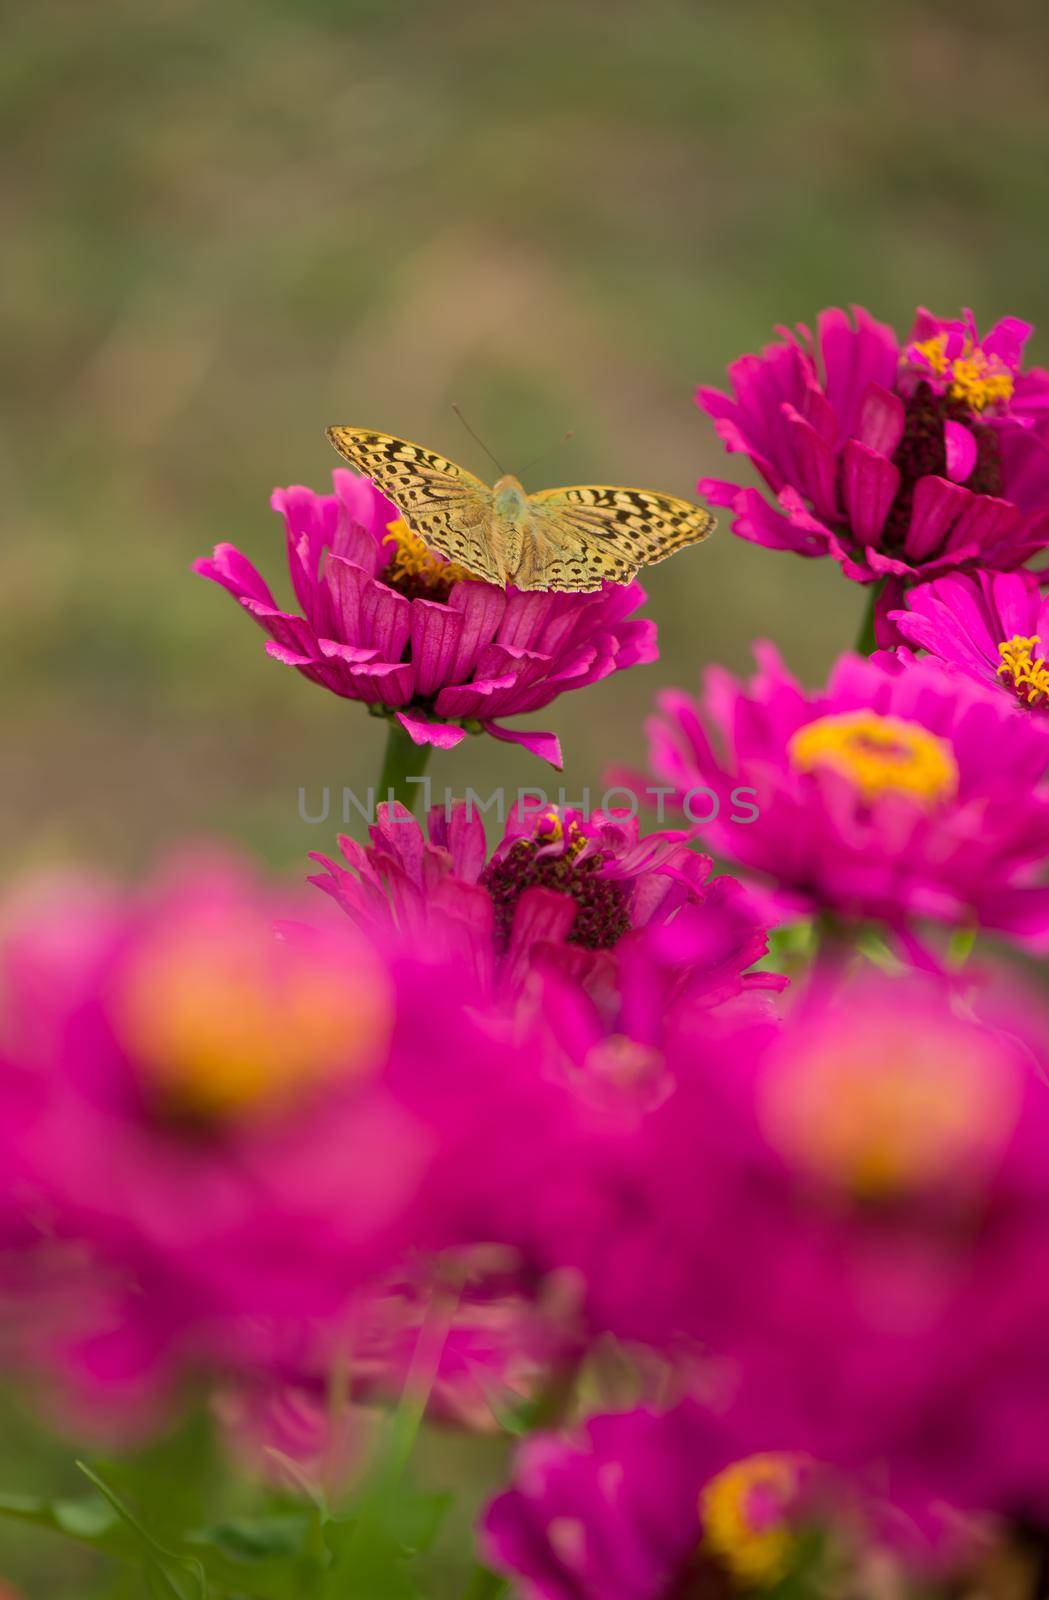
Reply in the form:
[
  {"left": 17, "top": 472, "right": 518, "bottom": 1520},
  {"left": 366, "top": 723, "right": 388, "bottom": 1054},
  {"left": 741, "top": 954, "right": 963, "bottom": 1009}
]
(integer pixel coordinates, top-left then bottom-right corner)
[
  {"left": 701, "top": 1454, "right": 806, "bottom": 1588},
  {"left": 382, "top": 518, "right": 477, "bottom": 596},
  {"left": 759, "top": 1024, "right": 1017, "bottom": 1201},
  {"left": 998, "top": 635, "right": 1049, "bottom": 707},
  {"left": 911, "top": 332, "right": 1015, "bottom": 412},
  {"left": 788, "top": 710, "right": 958, "bottom": 806},
  {"left": 114, "top": 917, "right": 391, "bottom": 1122}
]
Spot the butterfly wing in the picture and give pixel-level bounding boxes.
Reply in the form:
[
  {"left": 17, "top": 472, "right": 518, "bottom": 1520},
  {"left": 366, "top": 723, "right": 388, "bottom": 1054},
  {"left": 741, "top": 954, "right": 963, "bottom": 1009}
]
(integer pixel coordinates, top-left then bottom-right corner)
[
  {"left": 326, "top": 426, "right": 503, "bottom": 584},
  {"left": 522, "top": 484, "right": 715, "bottom": 591}
]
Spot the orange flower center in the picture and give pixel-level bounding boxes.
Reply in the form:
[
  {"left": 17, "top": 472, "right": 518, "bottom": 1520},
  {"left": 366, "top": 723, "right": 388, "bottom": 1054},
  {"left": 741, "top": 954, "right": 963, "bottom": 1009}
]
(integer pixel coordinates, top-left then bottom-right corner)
[
  {"left": 381, "top": 518, "right": 477, "bottom": 598},
  {"left": 114, "top": 916, "right": 390, "bottom": 1121},
  {"left": 701, "top": 1454, "right": 807, "bottom": 1588},
  {"left": 759, "top": 1024, "right": 1018, "bottom": 1200}
]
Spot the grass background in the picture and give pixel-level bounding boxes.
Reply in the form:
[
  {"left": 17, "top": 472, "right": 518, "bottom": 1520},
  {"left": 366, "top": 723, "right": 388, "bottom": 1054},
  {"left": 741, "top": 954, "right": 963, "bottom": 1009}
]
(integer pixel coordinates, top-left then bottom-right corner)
[{"left": 4, "top": 0, "right": 1049, "bottom": 1590}]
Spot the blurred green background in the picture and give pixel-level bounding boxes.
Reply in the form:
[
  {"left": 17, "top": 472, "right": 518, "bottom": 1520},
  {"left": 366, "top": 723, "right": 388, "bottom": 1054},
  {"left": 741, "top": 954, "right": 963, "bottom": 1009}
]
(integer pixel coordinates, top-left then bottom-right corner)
[
  {"left": 4, "top": 0, "right": 1049, "bottom": 1589},
  {"left": 8, "top": 0, "right": 1049, "bottom": 885}
]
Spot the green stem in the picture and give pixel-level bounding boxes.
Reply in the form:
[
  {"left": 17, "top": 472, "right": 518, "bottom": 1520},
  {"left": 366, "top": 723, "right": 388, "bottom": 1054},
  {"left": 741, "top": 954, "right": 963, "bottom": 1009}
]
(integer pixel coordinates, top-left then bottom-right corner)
[
  {"left": 377, "top": 719, "right": 432, "bottom": 814},
  {"left": 855, "top": 581, "right": 884, "bottom": 656}
]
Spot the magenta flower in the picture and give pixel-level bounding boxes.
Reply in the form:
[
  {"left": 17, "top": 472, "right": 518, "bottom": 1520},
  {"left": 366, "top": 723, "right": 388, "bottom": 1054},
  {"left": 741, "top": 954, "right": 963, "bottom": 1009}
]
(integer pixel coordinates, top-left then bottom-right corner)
[
  {"left": 891, "top": 568, "right": 1049, "bottom": 713},
  {"left": 623, "top": 971, "right": 1049, "bottom": 1538},
  {"left": 310, "top": 800, "right": 779, "bottom": 1010},
  {"left": 0, "top": 853, "right": 567, "bottom": 1424},
  {"left": 194, "top": 470, "right": 658, "bottom": 767},
  {"left": 481, "top": 1403, "right": 818, "bottom": 1600},
  {"left": 697, "top": 307, "right": 1049, "bottom": 636},
  {"left": 645, "top": 643, "right": 1049, "bottom": 954}
]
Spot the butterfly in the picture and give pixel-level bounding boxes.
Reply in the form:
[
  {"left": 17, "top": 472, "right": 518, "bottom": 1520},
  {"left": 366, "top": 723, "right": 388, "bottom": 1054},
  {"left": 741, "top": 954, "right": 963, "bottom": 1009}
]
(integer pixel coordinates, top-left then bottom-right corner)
[{"left": 326, "top": 426, "right": 715, "bottom": 592}]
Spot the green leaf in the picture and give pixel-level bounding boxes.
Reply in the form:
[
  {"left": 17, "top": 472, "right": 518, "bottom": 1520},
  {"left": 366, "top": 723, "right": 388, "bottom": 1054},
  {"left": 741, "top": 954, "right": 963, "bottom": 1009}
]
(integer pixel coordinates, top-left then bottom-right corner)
[
  {"left": 76, "top": 1461, "right": 208, "bottom": 1600},
  {"left": 187, "top": 1511, "right": 310, "bottom": 1562},
  {"left": 0, "top": 1487, "right": 130, "bottom": 1555},
  {"left": 183, "top": 1504, "right": 336, "bottom": 1598}
]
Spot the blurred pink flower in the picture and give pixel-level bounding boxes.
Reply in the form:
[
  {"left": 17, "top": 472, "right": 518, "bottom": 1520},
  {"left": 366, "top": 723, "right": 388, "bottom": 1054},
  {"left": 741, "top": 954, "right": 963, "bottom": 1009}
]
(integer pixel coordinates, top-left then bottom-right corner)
[
  {"left": 645, "top": 644, "right": 1049, "bottom": 955},
  {"left": 621, "top": 971, "right": 1049, "bottom": 1538},
  {"left": 697, "top": 307, "right": 1049, "bottom": 639},
  {"left": 0, "top": 853, "right": 564, "bottom": 1425},
  {"left": 310, "top": 801, "right": 781, "bottom": 1012},
  {"left": 481, "top": 1403, "right": 818, "bottom": 1600},
  {"left": 194, "top": 470, "right": 658, "bottom": 767}
]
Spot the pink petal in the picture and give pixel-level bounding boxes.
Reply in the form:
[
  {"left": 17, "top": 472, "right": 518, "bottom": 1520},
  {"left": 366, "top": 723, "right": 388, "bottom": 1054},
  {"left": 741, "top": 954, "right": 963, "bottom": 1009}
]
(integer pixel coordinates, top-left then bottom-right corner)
[
  {"left": 705, "top": 484, "right": 829, "bottom": 556},
  {"left": 317, "top": 640, "right": 380, "bottom": 664},
  {"left": 841, "top": 440, "right": 900, "bottom": 545},
  {"left": 434, "top": 674, "right": 522, "bottom": 720},
  {"left": 193, "top": 544, "right": 278, "bottom": 608},
  {"left": 502, "top": 887, "right": 578, "bottom": 991},
  {"left": 498, "top": 593, "right": 560, "bottom": 652},
  {"left": 818, "top": 305, "right": 900, "bottom": 436},
  {"left": 982, "top": 316, "right": 1032, "bottom": 368},
  {"left": 271, "top": 485, "right": 339, "bottom": 610},
  {"left": 944, "top": 420, "right": 978, "bottom": 484},
  {"left": 265, "top": 640, "right": 318, "bottom": 667},
  {"left": 941, "top": 495, "right": 1020, "bottom": 561},
  {"left": 902, "top": 476, "right": 970, "bottom": 562},
  {"left": 241, "top": 600, "right": 319, "bottom": 657},
  {"left": 482, "top": 722, "right": 563, "bottom": 769},
  {"left": 410, "top": 599, "right": 465, "bottom": 697},
  {"left": 782, "top": 404, "right": 838, "bottom": 519},
  {"left": 323, "top": 554, "right": 368, "bottom": 640},
  {"left": 855, "top": 383, "right": 905, "bottom": 455},
  {"left": 696, "top": 476, "right": 753, "bottom": 510},
  {"left": 800, "top": 380, "right": 838, "bottom": 444},
  {"left": 362, "top": 578, "right": 411, "bottom": 660},
  {"left": 427, "top": 802, "right": 488, "bottom": 882},
  {"left": 445, "top": 582, "right": 507, "bottom": 682},
  {"left": 393, "top": 709, "right": 467, "bottom": 750},
  {"left": 347, "top": 660, "right": 415, "bottom": 706}
]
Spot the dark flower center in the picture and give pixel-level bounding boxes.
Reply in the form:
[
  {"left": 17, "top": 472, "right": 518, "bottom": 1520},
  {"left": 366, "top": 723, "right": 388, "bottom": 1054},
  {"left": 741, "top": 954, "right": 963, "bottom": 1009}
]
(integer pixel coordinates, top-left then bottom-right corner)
[
  {"left": 879, "top": 381, "right": 1003, "bottom": 551},
  {"left": 664, "top": 1558, "right": 735, "bottom": 1600},
  {"left": 480, "top": 836, "right": 632, "bottom": 953}
]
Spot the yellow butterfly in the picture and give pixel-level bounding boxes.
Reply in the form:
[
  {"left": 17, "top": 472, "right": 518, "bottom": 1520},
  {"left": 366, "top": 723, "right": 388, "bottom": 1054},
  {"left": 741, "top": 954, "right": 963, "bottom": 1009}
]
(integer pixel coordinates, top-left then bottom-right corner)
[{"left": 326, "top": 425, "right": 715, "bottom": 593}]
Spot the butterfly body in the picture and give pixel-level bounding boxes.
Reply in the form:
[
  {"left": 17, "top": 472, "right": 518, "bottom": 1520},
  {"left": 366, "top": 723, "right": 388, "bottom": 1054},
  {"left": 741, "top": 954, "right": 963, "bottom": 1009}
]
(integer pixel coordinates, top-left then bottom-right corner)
[
  {"left": 491, "top": 475, "right": 529, "bottom": 578},
  {"left": 326, "top": 425, "right": 714, "bottom": 593}
]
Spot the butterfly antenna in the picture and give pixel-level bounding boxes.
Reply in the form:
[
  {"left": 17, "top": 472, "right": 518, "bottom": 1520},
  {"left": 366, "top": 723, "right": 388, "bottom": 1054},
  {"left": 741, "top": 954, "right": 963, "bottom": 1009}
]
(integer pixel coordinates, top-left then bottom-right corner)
[
  {"left": 451, "top": 404, "right": 506, "bottom": 476},
  {"left": 519, "top": 430, "right": 575, "bottom": 477}
]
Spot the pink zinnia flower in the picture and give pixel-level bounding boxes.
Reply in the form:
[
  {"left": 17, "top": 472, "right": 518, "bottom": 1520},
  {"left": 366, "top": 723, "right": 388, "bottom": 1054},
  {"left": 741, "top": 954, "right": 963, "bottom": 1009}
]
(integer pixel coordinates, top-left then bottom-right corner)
[
  {"left": 644, "top": 644, "right": 1049, "bottom": 955},
  {"left": 891, "top": 568, "right": 1049, "bottom": 714},
  {"left": 625, "top": 971, "right": 1049, "bottom": 1538},
  {"left": 194, "top": 470, "right": 658, "bottom": 767},
  {"left": 697, "top": 307, "right": 1049, "bottom": 637},
  {"left": 0, "top": 853, "right": 564, "bottom": 1425},
  {"left": 309, "top": 800, "right": 779, "bottom": 1010},
  {"left": 481, "top": 1403, "right": 820, "bottom": 1600}
]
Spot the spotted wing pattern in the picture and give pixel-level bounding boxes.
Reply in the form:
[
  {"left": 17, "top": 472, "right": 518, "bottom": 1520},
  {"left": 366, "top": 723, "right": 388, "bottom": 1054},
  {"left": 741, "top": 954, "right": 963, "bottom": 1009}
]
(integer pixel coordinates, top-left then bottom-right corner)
[
  {"left": 523, "top": 485, "right": 715, "bottom": 591},
  {"left": 326, "top": 426, "right": 503, "bottom": 584}
]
